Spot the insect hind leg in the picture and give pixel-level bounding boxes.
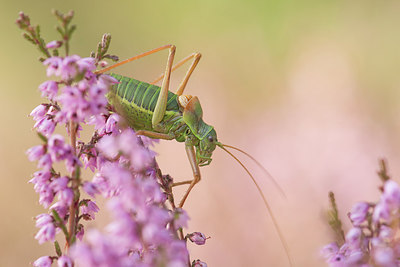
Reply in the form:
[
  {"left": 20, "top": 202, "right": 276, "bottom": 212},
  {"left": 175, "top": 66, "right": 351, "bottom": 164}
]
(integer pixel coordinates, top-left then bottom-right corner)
[
  {"left": 94, "top": 44, "right": 175, "bottom": 75},
  {"left": 151, "top": 52, "right": 202, "bottom": 96}
]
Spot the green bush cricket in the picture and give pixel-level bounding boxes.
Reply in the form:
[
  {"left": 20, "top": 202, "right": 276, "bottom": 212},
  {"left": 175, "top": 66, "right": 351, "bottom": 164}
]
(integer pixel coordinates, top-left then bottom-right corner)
[{"left": 95, "top": 44, "right": 292, "bottom": 266}]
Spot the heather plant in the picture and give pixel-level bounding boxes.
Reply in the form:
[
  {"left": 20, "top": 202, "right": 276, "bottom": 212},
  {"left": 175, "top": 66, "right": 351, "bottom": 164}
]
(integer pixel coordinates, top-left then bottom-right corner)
[
  {"left": 322, "top": 160, "right": 400, "bottom": 267},
  {"left": 17, "top": 10, "right": 208, "bottom": 267}
]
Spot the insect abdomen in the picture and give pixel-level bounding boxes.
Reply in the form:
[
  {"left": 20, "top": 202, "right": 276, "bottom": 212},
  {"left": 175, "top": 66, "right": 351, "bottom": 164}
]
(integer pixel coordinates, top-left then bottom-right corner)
[
  {"left": 110, "top": 73, "right": 179, "bottom": 112},
  {"left": 108, "top": 73, "right": 181, "bottom": 132}
]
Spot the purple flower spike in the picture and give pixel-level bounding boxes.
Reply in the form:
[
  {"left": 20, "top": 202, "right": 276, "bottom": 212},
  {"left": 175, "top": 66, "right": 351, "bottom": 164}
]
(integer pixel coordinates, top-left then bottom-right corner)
[
  {"left": 26, "top": 24, "right": 198, "bottom": 264},
  {"left": 33, "top": 256, "right": 52, "bottom": 267}
]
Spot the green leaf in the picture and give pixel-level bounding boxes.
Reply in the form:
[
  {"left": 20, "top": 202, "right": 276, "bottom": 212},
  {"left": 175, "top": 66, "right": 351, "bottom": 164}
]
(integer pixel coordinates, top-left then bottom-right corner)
[
  {"left": 52, "top": 49, "right": 59, "bottom": 57},
  {"left": 35, "top": 25, "right": 41, "bottom": 38},
  {"left": 54, "top": 241, "right": 62, "bottom": 257},
  {"left": 37, "top": 132, "right": 48, "bottom": 143},
  {"left": 52, "top": 209, "right": 69, "bottom": 240},
  {"left": 68, "top": 25, "right": 76, "bottom": 38},
  {"left": 52, "top": 10, "right": 63, "bottom": 22},
  {"left": 56, "top": 26, "right": 64, "bottom": 37},
  {"left": 23, "top": 33, "right": 36, "bottom": 45},
  {"left": 74, "top": 165, "right": 81, "bottom": 180}
]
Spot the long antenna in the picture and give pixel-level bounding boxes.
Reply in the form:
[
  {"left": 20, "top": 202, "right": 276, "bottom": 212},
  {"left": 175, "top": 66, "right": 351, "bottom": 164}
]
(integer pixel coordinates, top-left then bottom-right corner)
[
  {"left": 220, "top": 143, "right": 286, "bottom": 198},
  {"left": 217, "top": 144, "right": 293, "bottom": 266}
]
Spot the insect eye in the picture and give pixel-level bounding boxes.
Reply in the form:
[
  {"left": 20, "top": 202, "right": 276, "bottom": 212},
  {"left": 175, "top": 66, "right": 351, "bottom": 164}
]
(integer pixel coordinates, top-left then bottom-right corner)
[{"left": 207, "top": 135, "right": 214, "bottom": 142}]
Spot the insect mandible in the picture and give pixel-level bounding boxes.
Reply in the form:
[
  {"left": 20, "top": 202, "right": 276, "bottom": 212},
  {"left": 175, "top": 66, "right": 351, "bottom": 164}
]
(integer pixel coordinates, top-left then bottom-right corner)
[{"left": 95, "top": 44, "right": 292, "bottom": 265}]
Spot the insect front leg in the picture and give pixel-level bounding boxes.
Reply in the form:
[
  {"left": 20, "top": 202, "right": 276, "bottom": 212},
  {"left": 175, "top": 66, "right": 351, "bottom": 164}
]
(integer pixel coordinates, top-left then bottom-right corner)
[
  {"left": 177, "top": 145, "right": 201, "bottom": 208},
  {"left": 152, "top": 46, "right": 176, "bottom": 128}
]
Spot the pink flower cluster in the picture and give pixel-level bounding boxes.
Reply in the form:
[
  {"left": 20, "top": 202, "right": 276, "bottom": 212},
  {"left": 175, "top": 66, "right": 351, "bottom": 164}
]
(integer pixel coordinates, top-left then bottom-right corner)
[
  {"left": 71, "top": 129, "right": 190, "bottom": 266},
  {"left": 322, "top": 180, "right": 400, "bottom": 266},
  {"left": 28, "top": 55, "right": 115, "bottom": 266},
  {"left": 27, "top": 53, "right": 208, "bottom": 266}
]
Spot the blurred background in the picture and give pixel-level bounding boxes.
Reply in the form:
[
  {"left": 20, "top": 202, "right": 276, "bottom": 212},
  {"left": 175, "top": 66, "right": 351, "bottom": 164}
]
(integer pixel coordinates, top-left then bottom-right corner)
[{"left": 2, "top": 0, "right": 400, "bottom": 266}]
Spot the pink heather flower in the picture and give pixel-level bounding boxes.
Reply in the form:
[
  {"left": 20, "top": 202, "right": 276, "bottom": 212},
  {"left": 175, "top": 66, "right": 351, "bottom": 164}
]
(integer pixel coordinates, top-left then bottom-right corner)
[
  {"left": 50, "top": 176, "right": 69, "bottom": 191},
  {"left": 92, "top": 173, "right": 114, "bottom": 198},
  {"left": 349, "top": 202, "right": 370, "bottom": 226},
  {"left": 373, "top": 202, "right": 391, "bottom": 223},
  {"left": 46, "top": 40, "right": 62, "bottom": 49},
  {"left": 192, "top": 259, "right": 208, "bottom": 267},
  {"left": 76, "top": 57, "right": 96, "bottom": 73},
  {"left": 38, "top": 189, "right": 55, "bottom": 208},
  {"left": 65, "top": 156, "right": 81, "bottom": 174},
  {"left": 26, "top": 145, "right": 45, "bottom": 162},
  {"left": 373, "top": 247, "right": 396, "bottom": 267},
  {"left": 105, "top": 113, "right": 120, "bottom": 134},
  {"left": 35, "top": 222, "right": 56, "bottom": 244},
  {"left": 130, "top": 148, "right": 153, "bottom": 171},
  {"left": 383, "top": 180, "right": 400, "bottom": 208},
  {"left": 80, "top": 200, "right": 99, "bottom": 220},
  {"left": 76, "top": 225, "right": 85, "bottom": 241},
  {"left": 43, "top": 57, "right": 62, "bottom": 77},
  {"left": 345, "top": 228, "right": 363, "bottom": 249},
  {"left": 35, "top": 214, "right": 53, "bottom": 228},
  {"left": 99, "top": 60, "right": 108, "bottom": 68},
  {"left": 50, "top": 201, "right": 69, "bottom": 218},
  {"left": 379, "top": 225, "right": 394, "bottom": 240},
  {"left": 59, "top": 55, "right": 80, "bottom": 80},
  {"left": 57, "top": 188, "right": 74, "bottom": 206},
  {"left": 34, "top": 117, "right": 56, "bottom": 136},
  {"left": 81, "top": 152, "right": 98, "bottom": 172},
  {"left": 30, "top": 104, "right": 48, "bottom": 120},
  {"left": 37, "top": 153, "right": 53, "bottom": 171},
  {"left": 88, "top": 115, "right": 107, "bottom": 134},
  {"left": 57, "top": 255, "right": 73, "bottom": 267},
  {"left": 321, "top": 242, "right": 340, "bottom": 260},
  {"left": 38, "top": 80, "right": 58, "bottom": 100},
  {"left": 173, "top": 208, "right": 190, "bottom": 229},
  {"left": 29, "top": 171, "right": 52, "bottom": 191},
  {"left": 187, "top": 232, "right": 208, "bottom": 245},
  {"left": 33, "top": 256, "right": 52, "bottom": 267},
  {"left": 97, "top": 135, "right": 119, "bottom": 158},
  {"left": 98, "top": 74, "right": 118, "bottom": 89},
  {"left": 47, "top": 135, "right": 72, "bottom": 162},
  {"left": 83, "top": 181, "right": 99, "bottom": 197}
]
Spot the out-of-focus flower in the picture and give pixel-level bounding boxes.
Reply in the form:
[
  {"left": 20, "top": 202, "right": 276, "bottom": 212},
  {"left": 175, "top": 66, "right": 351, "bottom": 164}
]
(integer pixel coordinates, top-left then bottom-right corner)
[
  {"left": 323, "top": 179, "right": 400, "bottom": 266},
  {"left": 187, "top": 232, "right": 208, "bottom": 245},
  {"left": 57, "top": 255, "right": 73, "bottom": 267},
  {"left": 46, "top": 40, "right": 62, "bottom": 49},
  {"left": 33, "top": 256, "right": 52, "bottom": 267}
]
